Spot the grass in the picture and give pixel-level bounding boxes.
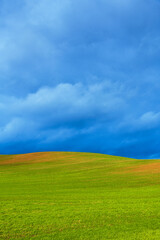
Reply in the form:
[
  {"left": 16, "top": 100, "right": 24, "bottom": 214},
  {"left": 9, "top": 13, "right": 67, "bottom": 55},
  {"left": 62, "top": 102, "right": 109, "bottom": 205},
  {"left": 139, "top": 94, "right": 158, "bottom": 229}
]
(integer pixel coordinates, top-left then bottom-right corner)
[{"left": 1, "top": 152, "right": 160, "bottom": 239}]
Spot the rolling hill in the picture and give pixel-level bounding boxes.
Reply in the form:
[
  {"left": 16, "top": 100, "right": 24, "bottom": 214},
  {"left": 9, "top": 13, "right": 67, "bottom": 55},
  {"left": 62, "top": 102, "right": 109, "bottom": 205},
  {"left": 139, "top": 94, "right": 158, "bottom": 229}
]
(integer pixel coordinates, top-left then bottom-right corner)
[{"left": 1, "top": 152, "right": 160, "bottom": 239}]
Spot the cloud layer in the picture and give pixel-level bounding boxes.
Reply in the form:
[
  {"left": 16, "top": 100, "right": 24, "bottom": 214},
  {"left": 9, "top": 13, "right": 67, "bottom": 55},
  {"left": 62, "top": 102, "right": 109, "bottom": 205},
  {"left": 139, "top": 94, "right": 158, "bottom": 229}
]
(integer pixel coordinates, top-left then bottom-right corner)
[{"left": 0, "top": 0, "right": 160, "bottom": 158}]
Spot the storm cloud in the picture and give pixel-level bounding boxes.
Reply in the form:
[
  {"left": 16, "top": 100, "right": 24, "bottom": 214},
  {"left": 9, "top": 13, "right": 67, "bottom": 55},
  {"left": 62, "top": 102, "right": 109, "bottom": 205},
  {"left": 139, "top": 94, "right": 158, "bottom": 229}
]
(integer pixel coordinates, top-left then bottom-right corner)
[{"left": 0, "top": 0, "right": 160, "bottom": 158}]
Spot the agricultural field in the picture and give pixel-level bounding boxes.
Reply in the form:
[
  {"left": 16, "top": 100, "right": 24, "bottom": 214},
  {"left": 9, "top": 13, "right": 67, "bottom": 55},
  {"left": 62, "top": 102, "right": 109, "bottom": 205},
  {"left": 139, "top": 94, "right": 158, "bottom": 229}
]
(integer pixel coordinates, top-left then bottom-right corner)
[{"left": 1, "top": 152, "right": 160, "bottom": 239}]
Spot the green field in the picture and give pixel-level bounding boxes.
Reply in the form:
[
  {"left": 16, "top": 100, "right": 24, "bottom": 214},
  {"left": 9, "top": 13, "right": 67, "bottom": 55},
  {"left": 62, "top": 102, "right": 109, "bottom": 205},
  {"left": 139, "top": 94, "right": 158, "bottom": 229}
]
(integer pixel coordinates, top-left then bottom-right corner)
[{"left": 1, "top": 152, "right": 160, "bottom": 239}]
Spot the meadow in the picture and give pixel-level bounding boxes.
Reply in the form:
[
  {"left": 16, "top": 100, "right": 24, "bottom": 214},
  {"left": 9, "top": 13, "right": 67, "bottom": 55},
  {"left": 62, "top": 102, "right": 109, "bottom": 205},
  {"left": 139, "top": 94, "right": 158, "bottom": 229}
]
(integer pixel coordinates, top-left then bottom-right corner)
[{"left": 1, "top": 152, "right": 160, "bottom": 239}]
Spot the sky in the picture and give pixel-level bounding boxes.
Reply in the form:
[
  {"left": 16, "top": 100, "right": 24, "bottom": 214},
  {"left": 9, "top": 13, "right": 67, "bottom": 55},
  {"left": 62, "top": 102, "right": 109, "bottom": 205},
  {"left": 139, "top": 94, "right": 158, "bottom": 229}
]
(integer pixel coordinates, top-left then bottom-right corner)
[{"left": 0, "top": 0, "right": 160, "bottom": 158}]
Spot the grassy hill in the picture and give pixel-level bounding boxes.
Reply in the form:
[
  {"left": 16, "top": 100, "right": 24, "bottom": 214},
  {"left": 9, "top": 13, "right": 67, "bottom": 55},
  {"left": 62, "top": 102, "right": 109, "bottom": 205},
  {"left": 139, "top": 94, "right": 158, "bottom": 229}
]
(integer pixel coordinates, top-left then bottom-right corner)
[{"left": 1, "top": 152, "right": 160, "bottom": 239}]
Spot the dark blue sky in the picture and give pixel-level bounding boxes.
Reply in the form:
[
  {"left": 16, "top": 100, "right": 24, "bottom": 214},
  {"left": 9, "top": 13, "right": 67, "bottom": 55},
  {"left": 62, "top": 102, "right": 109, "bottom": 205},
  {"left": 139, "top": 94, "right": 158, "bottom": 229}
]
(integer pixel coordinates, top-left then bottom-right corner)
[{"left": 1, "top": 0, "right": 160, "bottom": 158}]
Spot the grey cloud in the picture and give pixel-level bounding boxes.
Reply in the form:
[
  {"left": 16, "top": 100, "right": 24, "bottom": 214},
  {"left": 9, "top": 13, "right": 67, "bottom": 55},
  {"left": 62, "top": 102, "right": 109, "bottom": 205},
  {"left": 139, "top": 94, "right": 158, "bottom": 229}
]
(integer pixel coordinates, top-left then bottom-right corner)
[{"left": 0, "top": 81, "right": 127, "bottom": 145}]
